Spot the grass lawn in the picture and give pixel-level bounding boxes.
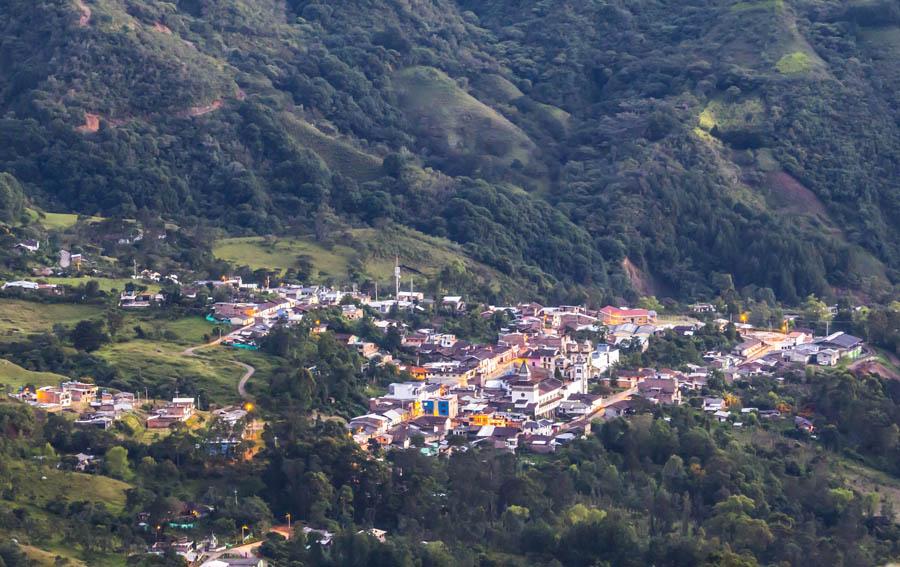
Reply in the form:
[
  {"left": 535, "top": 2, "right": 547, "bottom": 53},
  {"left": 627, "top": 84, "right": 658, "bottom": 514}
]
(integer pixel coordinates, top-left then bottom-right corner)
[
  {"left": 0, "top": 359, "right": 69, "bottom": 390},
  {"left": 98, "top": 340, "right": 245, "bottom": 404},
  {"left": 0, "top": 299, "right": 104, "bottom": 339}
]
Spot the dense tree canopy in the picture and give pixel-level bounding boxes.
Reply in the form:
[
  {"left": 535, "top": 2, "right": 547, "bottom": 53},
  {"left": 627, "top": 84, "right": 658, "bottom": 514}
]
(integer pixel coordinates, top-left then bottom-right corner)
[{"left": 0, "top": 0, "right": 898, "bottom": 302}]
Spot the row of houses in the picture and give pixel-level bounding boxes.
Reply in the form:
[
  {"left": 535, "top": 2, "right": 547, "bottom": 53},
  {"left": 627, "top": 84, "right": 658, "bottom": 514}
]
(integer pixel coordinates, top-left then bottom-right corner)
[{"left": 8, "top": 381, "right": 137, "bottom": 428}]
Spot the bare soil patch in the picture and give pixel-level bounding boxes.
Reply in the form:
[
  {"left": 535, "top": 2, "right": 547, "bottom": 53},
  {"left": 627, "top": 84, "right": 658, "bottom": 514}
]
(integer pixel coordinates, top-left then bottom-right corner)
[
  {"left": 75, "top": 112, "right": 100, "bottom": 133},
  {"left": 181, "top": 99, "right": 223, "bottom": 117},
  {"left": 622, "top": 257, "right": 670, "bottom": 297},
  {"left": 766, "top": 171, "right": 828, "bottom": 217},
  {"left": 75, "top": 0, "right": 91, "bottom": 26}
]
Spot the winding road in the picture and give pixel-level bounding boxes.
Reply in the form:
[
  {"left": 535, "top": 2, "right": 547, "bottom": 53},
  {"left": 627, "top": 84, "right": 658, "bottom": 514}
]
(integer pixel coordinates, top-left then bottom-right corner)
[
  {"left": 235, "top": 360, "right": 255, "bottom": 400},
  {"left": 182, "top": 324, "right": 256, "bottom": 401}
]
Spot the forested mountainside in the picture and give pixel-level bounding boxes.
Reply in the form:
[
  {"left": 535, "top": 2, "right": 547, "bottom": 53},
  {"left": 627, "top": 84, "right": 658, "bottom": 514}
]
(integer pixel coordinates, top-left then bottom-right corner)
[{"left": 1, "top": 0, "right": 899, "bottom": 302}]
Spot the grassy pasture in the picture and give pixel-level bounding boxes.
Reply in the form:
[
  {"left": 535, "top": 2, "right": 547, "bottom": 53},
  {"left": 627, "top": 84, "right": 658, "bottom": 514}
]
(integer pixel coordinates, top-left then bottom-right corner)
[
  {"left": 0, "top": 359, "right": 69, "bottom": 390},
  {"left": 0, "top": 300, "right": 104, "bottom": 339},
  {"left": 394, "top": 66, "right": 536, "bottom": 167},
  {"left": 281, "top": 113, "right": 384, "bottom": 182},
  {"left": 213, "top": 236, "right": 355, "bottom": 277}
]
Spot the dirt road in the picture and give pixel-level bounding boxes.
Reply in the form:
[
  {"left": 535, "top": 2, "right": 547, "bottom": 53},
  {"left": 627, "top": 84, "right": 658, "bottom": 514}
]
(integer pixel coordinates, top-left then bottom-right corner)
[
  {"left": 235, "top": 360, "right": 255, "bottom": 400},
  {"left": 182, "top": 324, "right": 256, "bottom": 400}
]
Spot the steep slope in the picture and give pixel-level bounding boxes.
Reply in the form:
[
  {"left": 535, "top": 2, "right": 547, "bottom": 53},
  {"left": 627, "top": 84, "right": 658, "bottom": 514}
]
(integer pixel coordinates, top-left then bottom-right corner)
[
  {"left": 462, "top": 0, "right": 900, "bottom": 300},
  {"left": 0, "top": 0, "right": 897, "bottom": 302}
]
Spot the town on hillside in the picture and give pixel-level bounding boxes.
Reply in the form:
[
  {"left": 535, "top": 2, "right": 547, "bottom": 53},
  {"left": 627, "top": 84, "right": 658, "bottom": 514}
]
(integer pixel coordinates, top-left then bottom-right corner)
[{"left": 0, "top": 260, "right": 887, "bottom": 565}]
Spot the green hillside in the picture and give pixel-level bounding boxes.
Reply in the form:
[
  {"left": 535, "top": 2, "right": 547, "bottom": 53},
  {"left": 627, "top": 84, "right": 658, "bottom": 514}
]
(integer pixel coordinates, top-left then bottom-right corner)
[
  {"left": 393, "top": 66, "right": 539, "bottom": 174},
  {"left": 214, "top": 226, "right": 532, "bottom": 297},
  {"left": 0, "top": 300, "right": 104, "bottom": 339},
  {"left": 280, "top": 113, "right": 384, "bottom": 183},
  {"left": 0, "top": 455, "right": 130, "bottom": 566},
  {"left": 0, "top": 359, "right": 69, "bottom": 390},
  {"left": 0, "top": 0, "right": 898, "bottom": 304}
]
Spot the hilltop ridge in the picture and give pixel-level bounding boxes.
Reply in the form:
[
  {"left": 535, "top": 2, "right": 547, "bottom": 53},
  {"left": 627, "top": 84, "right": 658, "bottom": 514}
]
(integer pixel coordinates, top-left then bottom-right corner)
[{"left": 0, "top": 0, "right": 898, "bottom": 303}]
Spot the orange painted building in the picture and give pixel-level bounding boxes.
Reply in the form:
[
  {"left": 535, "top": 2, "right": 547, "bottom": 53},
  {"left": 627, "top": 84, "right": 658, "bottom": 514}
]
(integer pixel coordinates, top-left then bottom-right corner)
[{"left": 599, "top": 306, "right": 657, "bottom": 326}]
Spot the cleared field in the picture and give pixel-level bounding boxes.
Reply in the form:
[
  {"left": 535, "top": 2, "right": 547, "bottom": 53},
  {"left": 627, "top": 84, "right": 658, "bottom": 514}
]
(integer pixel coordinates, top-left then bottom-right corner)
[
  {"left": 281, "top": 113, "right": 384, "bottom": 182},
  {"left": 20, "top": 544, "right": 88, "bottom": 567},
  {"left": 206, "top": 347, "right": 277, "bottom": 399},
  {"left": 474, "top": 73, "right": 524, "bottom": 103},
  {"left": 351, "top": 226, "right": 488, "bottom": 279},
  {"left": 0, "top": 299, "right": 104, "bottom": 338},
  {"left": 0, "top": 359, "right": 68, "bottom": 389},
  {"left": 31, "top": 210, "right": 104, "bottom": 230},
  {"left": 213, "top": 235, "right": 355, "bottom": 277},
  {"left": 656, "top": 314, "right": 703, "bottom": 327},
  {"left": 8, "top": 461, "right": 129, "bottom": 513},
  {"left": 776, "top": 51, "right": 813, "bottom": 74},
  {"left": 127, "top": 314, "right": 219, "bottom": 345},
  {"left": 98, "top": 340, "right": 244, "bottom": 404},
  {"left": 698, "top": 97, "right": 767, "bottom": 133},
  {"left": 214, "top": 226, "right": 510, "bottom": 287},
  {"left": 731, "top": 0, "right": 783, "bottom": 11},
  {"left": 157, "top": 316, "right": 219, "bottom": 344},
  {"left": 394, "top": 66, "right": 536, "bottom": 167}
]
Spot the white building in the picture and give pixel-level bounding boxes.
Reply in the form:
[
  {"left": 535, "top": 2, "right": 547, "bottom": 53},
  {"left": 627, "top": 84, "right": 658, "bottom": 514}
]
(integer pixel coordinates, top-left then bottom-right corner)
[
  {"left": 2, "top": 280, "right": 39, "bottom": 290},
  {"left": 590, "top": 344, "right": 620, "bottom": 375}
]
